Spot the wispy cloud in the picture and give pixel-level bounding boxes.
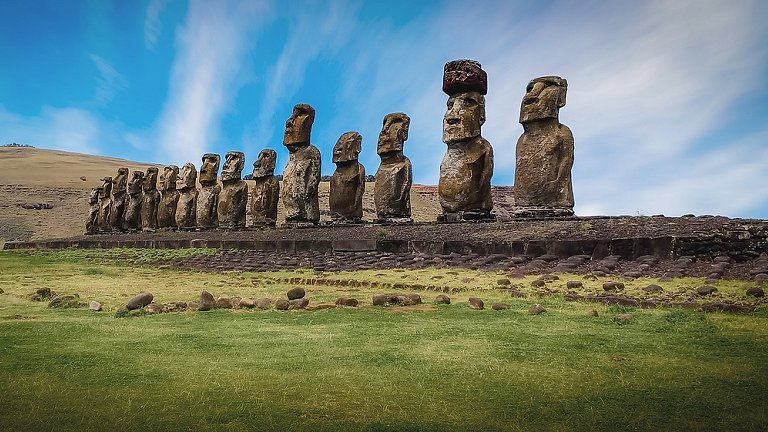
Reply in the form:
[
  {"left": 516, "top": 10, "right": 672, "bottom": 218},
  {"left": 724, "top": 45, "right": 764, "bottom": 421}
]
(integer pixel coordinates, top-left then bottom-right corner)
[
  {"left": 0, "top": 106, "right": 101, "bottom": 155},
  {"left": 90, "top": 54, "right": 128, "bottom": 105},
  {"left": 144, "top": 0, "right": 171, "bottom": 50}
]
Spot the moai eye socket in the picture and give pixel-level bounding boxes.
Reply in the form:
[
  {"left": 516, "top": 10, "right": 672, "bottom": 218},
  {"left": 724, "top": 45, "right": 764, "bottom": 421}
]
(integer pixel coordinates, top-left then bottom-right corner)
[{"left": 463, "top": 97, "right": 478, "bottom": 107}]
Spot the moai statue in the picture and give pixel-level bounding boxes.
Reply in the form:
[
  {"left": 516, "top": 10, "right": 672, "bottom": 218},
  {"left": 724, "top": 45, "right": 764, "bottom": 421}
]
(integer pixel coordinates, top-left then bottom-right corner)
[
  {"left": 196, "top": 153, "right": 221, "bottom": 230},
  {"left": 329, "top": 131, "right": 365, "bottom": 224},
  {"left": 85, "top": 187, "right": 100, "bottom": 235},
  {"left": 140, "top": 167, "right": 160, "bottom": 231},
  {"left": 281, "top": 104, "right": 321, "bottom": 227},
  {"left": 157, "top": 165, "right": 180, "bottom": 229},
  {"left": 374, "top": 112, "right": 413, "bottom": 224},
  {"left": 249, "top": 149, "right": 280, "bottom": 228},
  {"left": 437, "top": 59, "right": 494, "bottom": 222},
  {"left": 175, "top": 163, "right": 198, "bottom": 230},
  {"left": 97, "top": 176, "right": 113, "bottom": 233},
  {"left": 109, "top": 167, "right": 128, "bottom": 231},
  {"left": 217, "top": 151, "right": 248, "bottom": 229},
  {"left": 512, "top": 76, "right": 574, "bottom": 218},
  {"left": 124, "top": 170, "right": 144, "bottom": 231}
]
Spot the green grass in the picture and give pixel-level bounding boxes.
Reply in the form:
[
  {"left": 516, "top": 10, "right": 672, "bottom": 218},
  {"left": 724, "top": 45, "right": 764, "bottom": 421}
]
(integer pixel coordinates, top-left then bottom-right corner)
[{"left": 1, "top": 250, "right": 767, "bottom": 431}]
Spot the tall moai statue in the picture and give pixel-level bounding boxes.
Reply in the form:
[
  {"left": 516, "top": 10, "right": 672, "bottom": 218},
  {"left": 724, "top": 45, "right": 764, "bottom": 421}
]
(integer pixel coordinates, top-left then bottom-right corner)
[
  {"left": 249, "top": 149, "right": 280, "bottom": 228},
  {"left": 329, "top": 132, "right": 365, "bottom": 224},
  {"left": 437, "top": 59, "right": 494, "bottom": 222},
  {"left": 512, "top": 76, "right": 574, "bottom": 218},
  {"left": 124, "top": 170, "right": 144, "bottom": 231},
  {"left": 374, "top": 112, "right": 413, "bottom": 224},
  {"left": 196, "top": 153, "right": 221, "bottom": 230},
  {"left": 217, "top": 151, "right": 248, "bottom": 229},
  {"left": 175, "top": 163, "right": 198, "bottom": 230},
  {"left": 97, "top": 176, "right": 113, "bottom": 233},
  {"left": 157, "top": 165, "right": 180, "bottom": 229},
  {"left": 109, "top": 167, "right": 128, "bottom": 231},
  {"left": 281, "top": 104, "right": 321, "bottom": 227},
  {"left": 141, "top": 167, "right": 160, "bottom": 231},
  {"left": 85, "top": 187, "right": 100, "bottom": 235}
]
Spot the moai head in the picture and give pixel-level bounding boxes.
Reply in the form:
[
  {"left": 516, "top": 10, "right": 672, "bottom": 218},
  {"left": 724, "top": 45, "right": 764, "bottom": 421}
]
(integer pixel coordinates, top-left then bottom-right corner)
[
  {"left": 177, "top": 163, "right": 197, "bottom": 190},
  {"left": 332, "top": 132, "right": 362, "bottom": 164},
  {"left": 252, "top": 149, "right": 277, "bottom": 178},
  {"left": 143, "top": 167, "right": 159, "bottom": 192},
  {"left": 221, "top": 151, "right": 245, "bottom": 182},
  {"left": 89, "top": 187, "right": 99, "bottom": 205},
  {"left": 99, "top": 177, "right": 112, "bottom": 197},
  {"left": 519, "top": 76, "right": 567, "bottom": 124},
  {"left": 199, "top": 153, "right": 220, "bottom": 186},
  {"left": 158, "top": 165, "right": 179, "bottom": 191},
  {"left": 113, "top": 168, "right": 129, "bottom": 194},
  {"left": 377, "top": 112, "right": 410, "bottom": 155},
  {"left": 128, "top": 170, "right": 145, "bottom": 194},
  {"left": 442, "top": 59, "right": 487, "bottom": 144},
  {"left": 283, "top": 103, "right": 315, "bottom": 151}
]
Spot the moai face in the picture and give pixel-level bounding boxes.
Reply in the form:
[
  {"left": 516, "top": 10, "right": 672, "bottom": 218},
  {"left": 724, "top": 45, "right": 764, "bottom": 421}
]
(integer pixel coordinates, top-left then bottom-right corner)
[
  {"left": 377, "top": 113, "right": 410, "bottom": 155},
  {"left": 199, "top": 153, "right": 220, "bottom": 185},
  {"left": 283, "top": 104, "right": 315, "bottom": 150},
  {"left": 519, "top": 76, "right": 567, "bottom": 124},
  {"left": 221, "top": 151, "right": 245, "bottom": 182},
  {"left": 113, "top": 168, "right": 128, "bottom": 194},
  {"left": 177, "top": 163, "right": 198, "bottom": 189},
  {"left": 143, "top": 167, "right": 159, "bottom": 192},
  {"left": 128, "top": 171, "right": 145, "bottom": 194},
  {"left": 89, "top": 187, "right": 99, "bottom": 205},
  {"left": 442, "top": 60, "right": 488, "bottom": 144},
  {"left": 99, "top": 177, "right": 112, "bottom": 197},
  {"left": 158, "top": 165, "right": 179, "bottom": 191},
  {"left": 252, "top": 149, "right": 277, "bottom": 178},
  {"left": 332, "top": 132, "right": 362, "bottom": 163}
]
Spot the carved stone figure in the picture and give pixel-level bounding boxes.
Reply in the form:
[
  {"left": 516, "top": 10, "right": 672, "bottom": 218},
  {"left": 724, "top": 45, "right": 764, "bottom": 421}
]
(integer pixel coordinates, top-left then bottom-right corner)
[
  {"left": 281, "top": 104, "right": 320, "bottom": 226},
  {"left": 374, "top": 112, "right": 412, "bottom": 223},
  {"left": 175, "top": 163, "right": 198, "bottom": 230},
  {"left": 513, "top": 76, "right": 574, "bottom": 218},
  {"left": 437, "top": 59, "right": 494, "bottom": 222},
  {"left": 196, "top": 153, "right": 221, "bottom": 230},
  {"left": 85, "top": 187, "right": 100, "bottom": 235},
  {"left": 141, "top": 167, "right": 160, "bottom": 231},
  {"left": 157, "top": 165, "right": 180, "bottom": 229},
  {"left": 329, "top": 131, "right": 365, "bottom": 223},
  {"left": 249, "top": 149, "right": 279, "bottom": 227},
  {"left": 217, "top": 151, "right": 248, "bottom": 229},
  {"left": 97, "top": 177, "right": 113, "bottom": 233},
  {"left": 124, "top": 170, "right": 144, "bottom": 231},
  {"left": 109, "top": 167, "right": 128, "bottom": 231}
]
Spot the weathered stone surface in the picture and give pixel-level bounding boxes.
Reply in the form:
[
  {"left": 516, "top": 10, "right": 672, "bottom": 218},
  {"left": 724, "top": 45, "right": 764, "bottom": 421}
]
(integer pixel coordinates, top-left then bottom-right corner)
[
  {"left": 97, "top": 176, "right": 113, "bottom": 233},
  {"left": 403, "top": 293, "right": 422, "bottom": 305},
  {"left": 164, "top": 301, "right": 188, "bottom": 312},
  {"left": 249, "top": 149, "right": 279, "bottom": 227},
  {"left": 109, "top": 168, "right": 128, "bottom": 231},
  {"left": 330, "top": 132, "right": 365, "bottom": 223},
  {"left": 566, "top": 280, "right": 583, "bottom": 289},
  {"left": 49, "top": 294, "right": 81, "bottom": 308},
  {"left": 754, "top": 273, "right": 768, "bottom": 284},
  {"left": 372, "top": 294, "right": 389, "bottom": 306},
  {"left": 468, "top": 297, "right": 485, "bottom": 310},
  {"left": 196, "top": 153, "right": 221, "bottom": 230},
  {"left": 145, "top": 303, "right": 164, "bottom": 314},
  {"left": 701, "top": 302, "right": 755, "bottom": 313},
  {"left": 528, "top": 303, "right": 546, "bottom": 315},
  {"left": 435, "top": 294, "right": 451, "bottom": 304},
  {"left": 513, "top": 76, "right": 574, "bottom": 218},
  {"left": 215, "top": 296, "right": 234, "bottom": 309},
  {"left": 287, "top": 287, "right": 305, "bottom": 300},
  {"left": 614, "top": 313, "right": 633, "bottom": 324},
  {"left": 274, "top": 299, "right": 290, "bottom": 310},
  {"left": 239, "top": 297, "right": 255, "bottom": 308},
  {"left": 198, "top": 290, "right": 215, "bottom": 311},
  {"left": 697, "top": 286, "right": 718, "bottom": 296},
  {"left": 492, "top": 302, "right": 509, "bottom": 310},
  {"left": 140, "top": 167, "right": 160, "bottom": 231},
  {"left": 603, "top": 281, "right": 625, "bottom": 292},
  {"left": 587, "top": 309, "right": 599, "bottom": 317},
  {"left": 335, "top": 297, "right": 359, "bottom": 307},
  {"left": 375, "top": 113, "right": 412, "bottom": 223},
  {"left": 126, "top": 292, "right": 153, "bottom": 310},
  {"left": 86, "top": 187, "right": 100, "bottom": 234},
  {"left": 746, "top": 287, "right": 764, "bottom": 298},
  {"left": 157, "top": 165, "right": 180, "bottom": 229},
  {"left": 217, "top": 151, "right": 248, "bottom": 229},
  {"left": 89, "top": 300, "right": 102, "bottom": 311},
  {"left": 282, "top": 104, "right": 320, "bottom": 225},
  {"left": 256, "top": 298, "right": 273, "bottom": 310},
  {"left": 175, "top": 163, "right": 198, "bottom": 229},
  {"left": 289, "top": 298, "right": 309, "bottom": 309},
  {"left": 643, "top": 284, "right": 664, "bottom": 294},
  {"left": 124, "top": 171, "right": 144, "bottom": 231}
]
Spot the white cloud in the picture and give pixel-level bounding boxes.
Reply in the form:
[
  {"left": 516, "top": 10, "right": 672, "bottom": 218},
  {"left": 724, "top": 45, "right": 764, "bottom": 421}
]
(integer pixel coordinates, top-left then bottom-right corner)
[
  {"left": 144, "top": 0, "right": 171, "bottom": 50},
  {"left": 90, "top": 54, "right": 128, "bottom": 105}
]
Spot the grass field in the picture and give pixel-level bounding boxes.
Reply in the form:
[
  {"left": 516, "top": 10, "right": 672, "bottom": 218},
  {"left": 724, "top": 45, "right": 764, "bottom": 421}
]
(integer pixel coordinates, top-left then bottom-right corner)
[{"left": 1, "top": 250, "right": 767, "bottom": 431}]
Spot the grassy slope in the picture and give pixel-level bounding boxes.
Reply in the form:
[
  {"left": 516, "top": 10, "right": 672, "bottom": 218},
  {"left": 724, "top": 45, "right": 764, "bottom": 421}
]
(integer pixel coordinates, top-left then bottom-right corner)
[{"left": 1, "top": 251, "right": 767, "bottom": 431}]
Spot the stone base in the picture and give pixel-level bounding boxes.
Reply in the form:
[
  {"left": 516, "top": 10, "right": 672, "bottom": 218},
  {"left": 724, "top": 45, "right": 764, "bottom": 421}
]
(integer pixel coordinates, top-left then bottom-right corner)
[
  {"left": 281, "top": 221, "right": 319, "bottom": 229},
  {"left": 511, "top": 206, "right": 575, "bottom": 219},
  {"left": 437, "top": 210, "right": 496, "bottom": 223},
  {"left": 195, "top": 226, "right": 218, "bottom": 232},
  {"left": 374, "top": 217, "right": 414, "bottom": 225},
  {"left": 218, "top": 223, "right": 246, "bottom": 231},
  {"left": 249, "top": 222, "right": 277, "bottom": 229},
  {"left": 325, "top": 218, "right": 364, "bottom": 226}
]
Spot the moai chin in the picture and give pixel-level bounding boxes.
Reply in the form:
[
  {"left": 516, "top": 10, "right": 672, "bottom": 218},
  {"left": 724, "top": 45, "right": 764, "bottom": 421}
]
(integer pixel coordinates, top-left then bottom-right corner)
[
  {"left": 157, "top": 165, "right": 180, "bottom": 229},
  {"left": 124, "top": 170, "right": 144, "bottom": 231},
  {"left": 280, "top": 103, "right": 321, "bottom": 227},
  {"left": 329, "top": 131, "right": 365, "bottom": 224},
  {"left": 97, "top": 176, "right": 113, "bottom": 233},
  {"left": 512, "top": 76, "right": 574, "bottom": 218},
  {"left": 374, "top": 112, "right": 413, "bottom": 224},
  {"left": 140, "top": 167, "right": 160, "bottom": 231},
  {"left": 437, "top": 59, "right": 494, "bottom": 222},
  {"left": 249, "top": 149, "right": 280, "bottom": 228},
  {"left": 175, "top": 163, "right": 198, "bottom": 230},
  {"left": 196, "top": 153, "right": 221, "bottom": 230},
  {"left": 217, "top": 151, "right": 248, "bottom": 229},
  {"left": 109, "top": 167, "right": 128, "bottom": 232},
  {"left": 85, "top": 187, "right": 100, "bottom": 235}
]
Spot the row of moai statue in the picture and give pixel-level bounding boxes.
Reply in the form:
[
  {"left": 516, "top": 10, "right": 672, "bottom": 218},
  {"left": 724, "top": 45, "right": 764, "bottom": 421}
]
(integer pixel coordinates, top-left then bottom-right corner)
[{"left": 86, "top": 59, "right": 574, "bottom": 234}]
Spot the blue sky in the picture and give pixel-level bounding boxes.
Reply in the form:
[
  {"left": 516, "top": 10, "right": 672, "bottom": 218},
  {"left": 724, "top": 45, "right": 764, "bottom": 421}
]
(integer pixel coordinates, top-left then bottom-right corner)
[{"left": 1, "top": 0, "right": 767, "bottom": 218}]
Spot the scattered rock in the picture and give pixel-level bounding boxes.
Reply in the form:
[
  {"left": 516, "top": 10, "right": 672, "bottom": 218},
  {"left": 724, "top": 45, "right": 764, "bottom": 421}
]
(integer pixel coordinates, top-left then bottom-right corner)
[
  {"left": 274, "top": 299, "right": 290, "bottom": 310},
  {"left": 697, "top": 286, "right": 718, "bottom": 296},
  {"left": 402, "top": 293, "right": 422, "bottom": 306},
  {"left": 530, "top": 279, "right": 546, "bottom": 288},
  {"left": 528, "top": 304, "right": 546, "bottom": 315},
  {"left": 566, "top": 280, "right": 583, "bottom": 289},
  {"left": 238, "top": 298, "right": 255, "bottom": 308},
  {"left": 289, "top": 298, "right": 309, "bottom": 309},
  {"left": 746, "top": 287, "right": 764, "bottom": 298},
  {"left": 31, "top": 287, "right": 57, "bottom": 301},
  {"left": 702, "top": 302, "right": 755, "bottom": 313},
  {"left": 215, "top": 296, "right": 234, "bottom": 309},
  {"left": 435, "top": 294, "right": 451, "bottom": 304},
  {"left": 468, "top": 297, "right": 484, "bottom": 310},
  {"left": 164, "top": 301, "right": 188, "bottom": 312},
  {"left": 642, "top": 284, "right": 663, "bottom": 294},
  {"left": 586, "top": 309, "right": 599, "bottom": 317},
  {"left": 287, "top": 287, "right": 306, "bottom": 300},
  {"left": 126, "top": 292, "right": 153, "bottom": 310},
  {"left": 145, "top": 303, "right": 164, "bottom": 314},
  {"left": 491, "top": 302, "right": 509, "bottom": 310},
  {"left": 582, "top": 274, "right": 597, "bottom": 281},
  {"left": 613, "top": 313, "right": 633, "bottom": 324},
  {"left": 88, "top": 301, "right": 102, "bottom": 312},
  {"left": 198, "top": 291, "right": 215, "bottom": 311},
  {"left": 602, "top": 282, "right": 625, "bottom": 292},
  {"left": 256, "top": 298, "right": 273, "bottom": 310},
  {"left": 48, "top": 294, "right": 81, "bottom": 308},
  {"left": 540, "top": 274, "right": 559, "bottom": 281},
  {"left": 372, "top": 294, "right": 389, "bottom": 306},
  {"left": 592, "top": 270, "right": 607, "bottom": 277},
  {"left": 496, "top": 278, "right": 510, "bottom": 286},
  {"left": 754, "top": 273, "right": 768, "bottom": 285},
  {"left": 335, "top": 297, "right": 359, "bottom": 307}
]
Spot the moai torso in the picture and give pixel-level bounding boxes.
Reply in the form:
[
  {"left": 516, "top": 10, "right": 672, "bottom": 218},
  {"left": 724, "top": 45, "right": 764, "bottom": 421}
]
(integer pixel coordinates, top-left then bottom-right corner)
[
  {"left": 97, "top": 177, "right": 113, "bottom": 233},
  {"left": 124, "top": 170, "right": 144, "bottom": 231},
  {"left": 329, "top": 132, "right": 365, "bottom": 222},
  {"left": 217, "top": 151, "right": 248, "bottom": 229},
  {"left": 109, "top": 168, "right": 128, "bottom": 231},
  {"left": 175, "top": 163, "right": 198, "bottom": 230},
  {"left": 281, "top": 104, "right": 320, "bottom": 224},
  {"left": 157, "top": 166, "right": 180, "bottom": 229},
  {"left": 438, "top": 137, "right": 494, "bottom": 213},
  {"left": 141, "top": 167, "right": 160, "bottom": 230},
  {"left": 196, "top": 153, "right": 220, "bottom": 229},
  {"left": 374, "top": 113, "right": 412, "bottom": 221},
  {"left": 249, "top": 149, "right": 280, "bottom": 227},
  {"left": 86, "top": 188, "right": 100, "bottom": 235}
]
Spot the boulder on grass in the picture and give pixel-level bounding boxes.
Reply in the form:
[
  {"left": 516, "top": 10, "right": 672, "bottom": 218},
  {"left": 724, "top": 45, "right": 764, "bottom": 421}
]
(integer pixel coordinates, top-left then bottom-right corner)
[
  {"left": 198, "top": 291, "right": 215, "bottom": 311},
  {"left": 274, "top": 299, "right": 290, "bottom": 310},
  {"left": 287, "top": 287, "right": 305, "bottom": 300},
  {"left": 468, "top": 297, "right": 484, "bottom": 310},
  {"left": 256, "top": 298, "right": 273, "bottom": 310},
  {"left": 435, "top": 294, "right": 451, "bottom": 304},
  {"left": 492, "top": 302, "right": 509, "bottom": 310},
  {"left": 528, "top": 304, "right": 546, "bottom": 315},
  {"left": 89, "top": 301, "right": 102, "bottom": 312},
  {"left": 335, "top": 297, "right": 359, "bottom": 307},
  {"left": 289, "top": 298, "right": 309, "bottom": 309}
]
